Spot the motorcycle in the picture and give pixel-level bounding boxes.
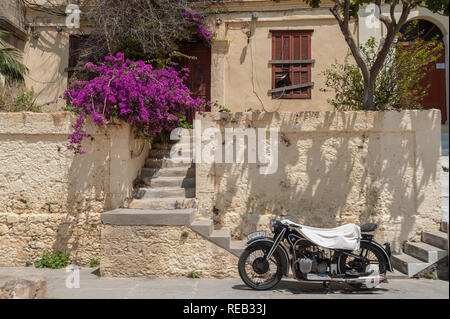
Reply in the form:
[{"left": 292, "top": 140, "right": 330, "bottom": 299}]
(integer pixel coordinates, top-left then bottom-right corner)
[{"left": 238, "top": 219, "right": 393, "bottom": 290}]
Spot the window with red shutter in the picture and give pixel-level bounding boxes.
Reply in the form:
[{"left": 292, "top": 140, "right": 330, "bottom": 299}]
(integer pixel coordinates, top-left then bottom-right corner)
[{"left": 269, "top": 30, "right": 314, "bottom": 99}]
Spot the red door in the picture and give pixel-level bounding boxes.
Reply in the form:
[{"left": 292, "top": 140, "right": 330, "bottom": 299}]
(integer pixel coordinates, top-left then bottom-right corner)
[
  {"left": 399, "top": 20, "right": 447, "bottom": 124},
  {"left": 180, "top": 43, "right": 211, "bottom": 116},
  {"left": 421, "top": 44, "right": 447, "bottom": 124}
]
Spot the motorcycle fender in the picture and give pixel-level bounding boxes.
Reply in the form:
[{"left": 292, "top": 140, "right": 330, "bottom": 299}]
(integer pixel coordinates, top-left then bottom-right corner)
[
  {"left": 360, "top": 239, "right": 394, "bottom": 272},
  {"left": 246, "top": 237, "right": 290, "bottom": 276}
]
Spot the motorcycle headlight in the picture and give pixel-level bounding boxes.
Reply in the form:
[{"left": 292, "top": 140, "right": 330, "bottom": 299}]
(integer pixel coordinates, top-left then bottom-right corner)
[{"left": 270, "top": 220, "right": 278, "bottom": 233}]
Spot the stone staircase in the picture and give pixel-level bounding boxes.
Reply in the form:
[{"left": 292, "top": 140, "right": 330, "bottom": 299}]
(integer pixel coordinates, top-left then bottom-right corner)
[
  {"left": 391, "top": 223, "right": 448, "bottom": 277},
  {"left": 102, "top": 136, "right": 246, "bottom": 258}
]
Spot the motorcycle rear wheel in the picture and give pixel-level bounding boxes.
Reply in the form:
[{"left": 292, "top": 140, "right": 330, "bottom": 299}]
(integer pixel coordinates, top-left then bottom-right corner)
[
  {"left": 339, "top": 242, "right": 387, "bottom": 289},
  {"left": 238, "top": 243, "right": 284, "bottom": 290}
]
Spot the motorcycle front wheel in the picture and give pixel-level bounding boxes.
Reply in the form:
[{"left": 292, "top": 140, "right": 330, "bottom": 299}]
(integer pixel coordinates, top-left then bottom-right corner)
[{"left": 238, "top": 243, "right": 284, "bottom": 290}]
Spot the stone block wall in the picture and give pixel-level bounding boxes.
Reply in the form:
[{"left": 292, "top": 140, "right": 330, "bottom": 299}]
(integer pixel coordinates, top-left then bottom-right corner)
[
  {"left": 101, "top": 226, "right": 239, "bottom": 278},
  {"left": 0, "top": 112, "right": 149, "bottom": 266}
]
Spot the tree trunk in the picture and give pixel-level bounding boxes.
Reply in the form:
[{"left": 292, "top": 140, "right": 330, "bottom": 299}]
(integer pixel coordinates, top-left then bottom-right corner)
[{"left": 362, "top": 80, "right": 375, "bottom": 110}]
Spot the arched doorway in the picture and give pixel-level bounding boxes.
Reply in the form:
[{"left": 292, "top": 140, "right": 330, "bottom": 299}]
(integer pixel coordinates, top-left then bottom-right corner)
[{"left": 398, "top": 19, "right": 447, "bottom": 124}]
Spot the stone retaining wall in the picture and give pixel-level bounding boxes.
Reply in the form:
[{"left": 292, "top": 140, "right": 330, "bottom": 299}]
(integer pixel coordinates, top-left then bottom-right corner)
[
  {"left": 196, "top": 110, "right": 443, "bottom": 252},
  {"left": 0, "top": 112, "right": 149, "bottom": 266},
  {"left": 100, "top": 225, "right": 239, "bottom": 278}
]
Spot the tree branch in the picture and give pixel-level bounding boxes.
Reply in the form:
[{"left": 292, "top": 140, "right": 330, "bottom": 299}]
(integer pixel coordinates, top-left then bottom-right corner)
[
  {"left": 370, "top": 2, "right": 412, "bottom": 83},
  {"left": 330, "top": 2, "right": 370, "bottom": 86}
]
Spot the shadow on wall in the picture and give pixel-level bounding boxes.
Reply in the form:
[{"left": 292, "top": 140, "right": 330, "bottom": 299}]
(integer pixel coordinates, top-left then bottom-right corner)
[
  {"left": 0, "top": 113, "right": 148, "bottom": 266},
  {"left": 24, "top": 28, "right": 70, "bottom": 108},
  {"left": 52, "top": 122, "right": 149, "bottom": 264},
  {"left": 202, "top": 111, "right": 441, "bottom": 252},
  {"left": 51, "top": 132, "right": 110, "bottom": 262}
]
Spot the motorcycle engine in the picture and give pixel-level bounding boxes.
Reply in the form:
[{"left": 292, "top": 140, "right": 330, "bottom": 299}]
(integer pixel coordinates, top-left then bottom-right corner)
[
  {"left": 296, "top": 243, "right": 330, "bottom": 275},
  {"left": 299, "top": 257, "right": 328, "bottom": 274}
]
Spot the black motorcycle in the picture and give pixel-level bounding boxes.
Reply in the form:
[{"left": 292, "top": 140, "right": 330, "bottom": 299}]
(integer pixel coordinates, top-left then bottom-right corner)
[{"left": 238, "top": 219, "right": 393, "bottom": 290}]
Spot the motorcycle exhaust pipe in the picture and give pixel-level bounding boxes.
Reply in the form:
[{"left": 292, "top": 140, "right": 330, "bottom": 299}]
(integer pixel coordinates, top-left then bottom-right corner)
[
  {"left": 342, "top": 274, "right": 388, "bottom": 284},
  {"left": 305, "top": 273, "right": 388, "bottom": 284}
]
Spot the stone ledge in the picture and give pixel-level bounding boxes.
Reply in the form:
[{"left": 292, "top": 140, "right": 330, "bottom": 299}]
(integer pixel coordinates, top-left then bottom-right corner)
[
  {"left": 0, "top": 275, "right": 46, "bottom": 299},
  {"left": 0, "top": 112, "right": 112, "bottom": 136},
  {"left": 101, "top": 208, "right": 195, "bottom": 226}
]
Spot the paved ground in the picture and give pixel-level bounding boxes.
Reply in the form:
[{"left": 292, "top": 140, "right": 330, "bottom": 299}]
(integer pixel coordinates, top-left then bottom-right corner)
[{"left": 0, "top": 267, "right": 447, "bottom": 299}]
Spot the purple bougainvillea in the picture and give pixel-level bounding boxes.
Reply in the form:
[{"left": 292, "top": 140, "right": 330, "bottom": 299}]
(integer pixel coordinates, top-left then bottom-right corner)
[
  {"left": 64, "top": 52, "right": 206, "bottom": 154},
  {"left": 182, "top": 11, "right": 214, "bottom": 43}
]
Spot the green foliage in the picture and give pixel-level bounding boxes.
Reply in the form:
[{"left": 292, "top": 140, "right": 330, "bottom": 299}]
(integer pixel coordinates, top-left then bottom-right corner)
[
  {"left": 188, "top": 271, "right": 199, "bottom": 279},
  {"left": 424, "top": 273, "right": 437, "bottom": 280},
  {"left": 321, "top": 37, "right": 443, "bottom": 111},
  {"left": 117, "top": 37, "right": 150, "bottom": 62},
  {"left": 181, "top": 231, "right": 189, "bottom": 239},
  {"left": 90, "top": 258, "right": 100, "bottom": 268},
  {"left": 211, "top": 102, "right": 231, "bottom": 113},
  {"left": 424, "top": 0, "right": 449, "bottom": 15},
  {"left": 297, "top": 0, "right": 449, "bottom": 17},
  {"left": 147, "top": 51, "right": 197, "bottom": 70},
  {"left": 204, "top": 8, "right": 229, "bottom": 16},
  {"left": 176, "top": 113, "right": 194, "bottom": 130},
  {"left": 11, "top": 87, "right": 39, "bottom": 112},
  {"left": 0, "top": 85, "right": 40, "bottom": 112},
  {"left": 0, "top": 30, "right": 29, "bottom": 82},
  {"left": 35, "top": 251, "right": 70, "bottom": 269}
]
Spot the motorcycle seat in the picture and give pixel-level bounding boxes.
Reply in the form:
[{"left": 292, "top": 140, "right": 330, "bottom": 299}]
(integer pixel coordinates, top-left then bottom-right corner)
[
  {"left": 281, "top": 219, "right": 361, "bottom": 251},
  {"left": 360, "top": 223, "right": 378, "bottom": 232}
]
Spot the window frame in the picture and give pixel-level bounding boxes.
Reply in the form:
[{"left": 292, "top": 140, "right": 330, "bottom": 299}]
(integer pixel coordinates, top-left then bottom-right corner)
[
  {"left": 270, "top": 30, "right": 314, "bottom": 99},
  {"left": 66, "top": 35, "right": 88, "bottom": 82}
]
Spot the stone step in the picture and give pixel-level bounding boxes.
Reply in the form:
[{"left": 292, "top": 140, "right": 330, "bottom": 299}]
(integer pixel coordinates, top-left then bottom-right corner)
[
  {"left": 148, "top": 148, "right": 193, "bottom": 159},
  {"left": 127, "top": 198, "right": 197, "bottom": 210},
  {"left": 145, "top": 157, "right": 193, "bottom": 169},
  {"left": 422, "top": 231, "right": 448, "bottom": 250},
  {"left": 391, "top": 253, "right": 431, "bottom": 277},
  {"left": 441, "top": 222, "right": 448, "bottom": 233},
  {"left": 209, "top": 229, "right": 231, "bottom": 251},
  {"left": 134, "top": 187, "right": 195, "bottom": 199},
  {"left": 142, "top": 176, "right": 195, "bottom": 188},
  {"left": 404, "top": 241, "right": 448, "bottom": 263},
  {"left": 190, "top": 219, "right": 214, "bottom": 238},
  {"left": 101, "top": 208, "right": 195, "bottom": 226},
  {"left": 152, "top": 143, "right": 192, "bottom": 150},
  {"left": 229, "top": 240, "right": 247, "bottom": 257},
  {"left": 141, "top": 167, "right": 195, "bottom": 178}
]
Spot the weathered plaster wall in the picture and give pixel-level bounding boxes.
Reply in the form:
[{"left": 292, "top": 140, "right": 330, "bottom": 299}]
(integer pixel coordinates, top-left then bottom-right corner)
[
  {"left": 209, "top": 0, "right": 357, "bottom": 112},
  {"left": 196, "top": 110, "right": 442, "bottom": 252},
  {"left": 0, "top": 0, "right": 24, "bottom": 32},
  {"left": 0, "top": 112, "right": 148, "bottom": 266},
  {"left": 101, "top": 225, "right": 239, "bottom": 278}
]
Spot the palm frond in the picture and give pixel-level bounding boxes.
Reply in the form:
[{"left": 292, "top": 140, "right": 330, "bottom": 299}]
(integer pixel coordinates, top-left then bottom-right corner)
[{"left": 0, "top": 30, "right": 29, "bottom": 82}]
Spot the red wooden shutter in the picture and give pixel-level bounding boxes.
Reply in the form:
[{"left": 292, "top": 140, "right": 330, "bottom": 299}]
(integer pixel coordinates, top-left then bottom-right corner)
[{"left": 271, "top": 31, "right": 312, "bottom": 99}]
